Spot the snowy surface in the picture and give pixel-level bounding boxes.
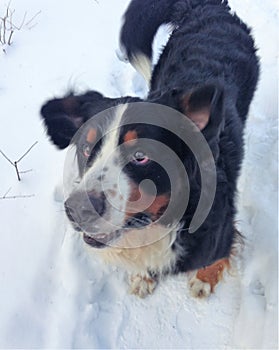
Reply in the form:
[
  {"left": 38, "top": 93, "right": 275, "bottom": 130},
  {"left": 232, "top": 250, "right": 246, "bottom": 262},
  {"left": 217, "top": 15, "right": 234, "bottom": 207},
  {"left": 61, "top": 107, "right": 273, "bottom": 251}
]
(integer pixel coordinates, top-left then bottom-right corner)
[{"left": 0, "top": 0, "right": 277, "bottom": 348}]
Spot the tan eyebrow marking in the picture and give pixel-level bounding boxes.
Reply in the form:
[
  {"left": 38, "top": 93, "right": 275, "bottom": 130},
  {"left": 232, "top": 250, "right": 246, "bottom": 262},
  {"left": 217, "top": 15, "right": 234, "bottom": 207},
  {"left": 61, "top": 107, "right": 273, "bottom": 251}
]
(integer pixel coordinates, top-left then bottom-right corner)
[
  {"left": 124, "top": 130, "right": 138, "bottom": 146},
  {"left": 86, "top": 128, "right": 97, "bottom": 143}
]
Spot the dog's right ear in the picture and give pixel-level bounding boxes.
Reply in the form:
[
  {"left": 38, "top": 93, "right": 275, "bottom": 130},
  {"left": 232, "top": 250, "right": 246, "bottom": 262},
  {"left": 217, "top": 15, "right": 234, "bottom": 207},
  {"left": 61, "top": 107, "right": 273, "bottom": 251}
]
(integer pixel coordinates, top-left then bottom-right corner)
[
  {"left": 40, "top": 91, "right": 104, "bottom": 149},
  {"left": 151, "top": 84, "right": 224, "bottom": 140}
]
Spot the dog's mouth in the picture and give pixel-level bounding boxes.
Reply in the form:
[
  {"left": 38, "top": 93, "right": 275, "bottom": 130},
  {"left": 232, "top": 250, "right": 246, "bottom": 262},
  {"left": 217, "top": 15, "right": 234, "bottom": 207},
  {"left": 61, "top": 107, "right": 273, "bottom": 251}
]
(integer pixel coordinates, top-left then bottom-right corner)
[
  {"left": 69, "top": 222, "right": 122, "bottom": 248},
  {"left": 83, "top": 231, "right": 122, "bottom": 248},
  {"left": 76, "top": 212, "right": 153, "bottom": 248}
]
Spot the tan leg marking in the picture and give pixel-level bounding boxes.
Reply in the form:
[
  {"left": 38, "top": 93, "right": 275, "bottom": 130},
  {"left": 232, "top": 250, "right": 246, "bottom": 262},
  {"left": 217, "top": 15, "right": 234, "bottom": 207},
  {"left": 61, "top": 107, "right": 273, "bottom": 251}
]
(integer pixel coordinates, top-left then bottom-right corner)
[{"left": 189, "top": 258, "right": 230, "bottom": 298}]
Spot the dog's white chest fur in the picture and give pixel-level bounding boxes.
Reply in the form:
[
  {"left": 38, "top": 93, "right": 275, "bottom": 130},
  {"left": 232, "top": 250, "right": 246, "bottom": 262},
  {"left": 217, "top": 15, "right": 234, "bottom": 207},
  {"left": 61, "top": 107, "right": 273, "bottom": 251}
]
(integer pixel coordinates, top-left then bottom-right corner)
[{"left": 86, "top": 225, "right": 178, "bottom": 274}]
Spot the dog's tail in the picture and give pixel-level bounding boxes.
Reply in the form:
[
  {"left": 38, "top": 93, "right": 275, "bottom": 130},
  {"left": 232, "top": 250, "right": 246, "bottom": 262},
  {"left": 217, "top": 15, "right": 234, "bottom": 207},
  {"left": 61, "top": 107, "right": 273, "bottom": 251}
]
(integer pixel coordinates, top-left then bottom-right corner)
[
  {"left": 119, "top": 0, "right": 230, "bottom": 83},
  {"left": 119, "top": 0, "right": 185, "bottom": 83}
]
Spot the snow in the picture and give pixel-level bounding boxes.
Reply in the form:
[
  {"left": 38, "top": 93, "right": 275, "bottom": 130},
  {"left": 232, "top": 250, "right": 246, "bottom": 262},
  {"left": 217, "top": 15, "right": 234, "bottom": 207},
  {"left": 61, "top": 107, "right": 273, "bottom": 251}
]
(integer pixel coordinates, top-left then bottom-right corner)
[{"left": 0, "top": 0, "right": 277, "bottom": 348}]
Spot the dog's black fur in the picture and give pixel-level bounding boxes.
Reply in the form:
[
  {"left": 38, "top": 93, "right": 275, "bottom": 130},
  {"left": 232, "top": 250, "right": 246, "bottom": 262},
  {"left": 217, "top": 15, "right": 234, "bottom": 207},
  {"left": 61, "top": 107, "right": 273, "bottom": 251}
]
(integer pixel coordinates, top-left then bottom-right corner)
[{"left": 41, "top": 0, "right": 259, "bottom": 277}]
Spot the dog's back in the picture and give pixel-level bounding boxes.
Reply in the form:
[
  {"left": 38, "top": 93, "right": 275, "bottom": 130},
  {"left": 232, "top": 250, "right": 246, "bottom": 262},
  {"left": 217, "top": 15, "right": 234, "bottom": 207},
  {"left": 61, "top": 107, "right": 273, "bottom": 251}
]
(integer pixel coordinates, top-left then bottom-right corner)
[{"left": 121, "top": 0, "right": 259, "bottom": 121}]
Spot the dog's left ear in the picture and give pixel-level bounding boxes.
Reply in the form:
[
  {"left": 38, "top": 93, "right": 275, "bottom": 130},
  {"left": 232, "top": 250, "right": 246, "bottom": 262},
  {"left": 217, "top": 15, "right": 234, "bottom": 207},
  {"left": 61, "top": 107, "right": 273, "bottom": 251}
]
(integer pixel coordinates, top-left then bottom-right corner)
[
  {"left": 178, "top": 84, "right": 224, "bottom": 138},
  {"left": 40, "top": 91, "right": 104, "bottom": 149}
]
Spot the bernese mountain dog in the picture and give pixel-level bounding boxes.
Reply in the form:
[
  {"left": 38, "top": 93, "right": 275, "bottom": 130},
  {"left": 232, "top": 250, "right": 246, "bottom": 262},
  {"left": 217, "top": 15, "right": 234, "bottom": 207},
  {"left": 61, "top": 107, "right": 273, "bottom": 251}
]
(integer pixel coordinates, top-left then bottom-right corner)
[{"left": 40, "top": 0, "right": 259, "bottom": 298}]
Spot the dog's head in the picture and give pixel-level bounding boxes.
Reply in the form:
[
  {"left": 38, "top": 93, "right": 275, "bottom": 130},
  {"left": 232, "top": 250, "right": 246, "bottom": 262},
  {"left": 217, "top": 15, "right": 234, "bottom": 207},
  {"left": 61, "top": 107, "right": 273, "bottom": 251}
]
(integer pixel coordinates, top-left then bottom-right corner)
[{"left": 41, "top": 84, "right": 223, "bottom": 248}]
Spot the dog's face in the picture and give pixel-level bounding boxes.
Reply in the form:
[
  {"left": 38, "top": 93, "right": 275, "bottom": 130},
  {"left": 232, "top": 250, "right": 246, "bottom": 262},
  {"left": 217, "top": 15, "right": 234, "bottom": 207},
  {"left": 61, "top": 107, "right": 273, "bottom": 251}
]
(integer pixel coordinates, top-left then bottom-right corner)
[{"left": 41, "top": 85, "right": 223, "bottom": 248}]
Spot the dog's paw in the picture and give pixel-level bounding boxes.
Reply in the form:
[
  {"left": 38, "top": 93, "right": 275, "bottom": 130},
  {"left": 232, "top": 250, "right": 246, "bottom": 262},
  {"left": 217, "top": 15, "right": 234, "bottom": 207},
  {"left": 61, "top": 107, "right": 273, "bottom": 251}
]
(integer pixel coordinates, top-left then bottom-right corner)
[
  {"left": 129, "top": 274, "right": 157, "bottom": 298},
  {"left": 188, "top": 258, "right": 230, "bottom": 298},
  {"left": 189, "top": 276, "right": 211, "bottom": 298}
]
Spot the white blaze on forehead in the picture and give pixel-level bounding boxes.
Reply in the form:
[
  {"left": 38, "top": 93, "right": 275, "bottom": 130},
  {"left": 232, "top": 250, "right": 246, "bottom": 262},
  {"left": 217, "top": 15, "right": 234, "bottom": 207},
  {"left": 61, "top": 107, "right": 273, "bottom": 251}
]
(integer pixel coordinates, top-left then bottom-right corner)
[
  {"left": 81, "top": 103, "right": 128, "bottom": 190},
  {"left": 77, "top": 103, "right": 130, "bottom": 232},
  {"left": 95, "top": 103, "right": 128, "bottom": 166}
]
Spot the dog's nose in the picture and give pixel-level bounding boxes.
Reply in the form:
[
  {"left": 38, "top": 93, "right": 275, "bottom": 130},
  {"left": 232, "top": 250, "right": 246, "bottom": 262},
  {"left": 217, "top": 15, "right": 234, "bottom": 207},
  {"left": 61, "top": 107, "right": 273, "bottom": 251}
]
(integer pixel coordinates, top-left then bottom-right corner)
[
  {"left": 64, "top": 191, "right": 106, "bottom": 229},
  {"left": 88, "top": 192, "right": 106, "bottom": 217}
]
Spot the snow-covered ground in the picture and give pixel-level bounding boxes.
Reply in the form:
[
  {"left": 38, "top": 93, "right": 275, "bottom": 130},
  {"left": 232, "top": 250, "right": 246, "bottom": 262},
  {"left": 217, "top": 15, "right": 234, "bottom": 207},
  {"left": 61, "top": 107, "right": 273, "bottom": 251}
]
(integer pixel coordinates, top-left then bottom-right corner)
[{"left": 0, "top": 0, "right": 277, "bottom": 348}]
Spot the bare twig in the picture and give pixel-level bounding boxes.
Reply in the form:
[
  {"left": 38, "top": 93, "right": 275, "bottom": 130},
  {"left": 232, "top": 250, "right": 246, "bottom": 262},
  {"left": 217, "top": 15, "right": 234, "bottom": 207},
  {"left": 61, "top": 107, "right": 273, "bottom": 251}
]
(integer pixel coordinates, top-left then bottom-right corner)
[
  {"left": 0, "top": 141, "right": 38, "bottom": 181},
  {"left": 0, "top": 3, "right": 41, "bottom": 48},
  {"left": 2, "top": 187, "right": 12, "bottom": 197},
  {"left": 19, "top": 169, "right": 33, "bottom": 174},
  {"left": 14, "top": 161, "right": 20, "bottom": 181},
  {"left": 17, "top": 141, "right": 38, "bottom": 162},
  {"left": 13, "top": 11, "right": 27, "bottom": 30},
  {"left": 0, "top": 149, "right": 14, "bottom": 166},
  {"left": 0, "top": 188, "right": 35, "bottom": 200},
  {"left": 25, "top": 10, "right": 41, "bottom": 28},
  {"left": 7, "top": 29, "right": 14, "bottom": 45},
  {"left": 1, "top": 194, "right": 35, "bottom": 199},
  {"left": 0, "top": 4, "right": 10, "bottom": 45}
]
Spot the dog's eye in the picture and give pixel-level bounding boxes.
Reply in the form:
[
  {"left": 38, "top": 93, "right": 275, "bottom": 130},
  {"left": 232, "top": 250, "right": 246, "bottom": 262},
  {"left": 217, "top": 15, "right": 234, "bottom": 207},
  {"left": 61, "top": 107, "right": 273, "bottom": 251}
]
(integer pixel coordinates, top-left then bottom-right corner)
[
  {"left": 132, "top": 151, "right": 149, "bottom": 165},
  {"left": 82, "top": 143, "right": 91, "bottom": 158}
]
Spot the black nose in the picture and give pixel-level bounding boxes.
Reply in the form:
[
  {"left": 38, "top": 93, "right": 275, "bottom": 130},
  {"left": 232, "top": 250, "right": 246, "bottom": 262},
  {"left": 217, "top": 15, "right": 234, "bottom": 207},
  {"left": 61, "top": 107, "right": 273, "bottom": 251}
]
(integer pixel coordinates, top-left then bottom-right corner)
[{"left": 64, "top": 191, "right": 106, "bottom": 230}]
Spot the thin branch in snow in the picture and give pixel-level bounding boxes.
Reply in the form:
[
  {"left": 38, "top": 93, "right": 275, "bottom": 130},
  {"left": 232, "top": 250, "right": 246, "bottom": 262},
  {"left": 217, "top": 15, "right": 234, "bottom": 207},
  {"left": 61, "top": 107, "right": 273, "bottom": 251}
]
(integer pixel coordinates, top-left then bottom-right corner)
[
  {"left": 0, "top": 149, "right": 14, "bottom": 166},
  {"left": 0, "top": 3, "right": 41, "bottom": 50},
  {"left": 25, "top": 11, "right": 41, "bottom": 29},
  {"left": 7, "top": 28, "right": 14, "bottom": 45},
  {"left": 19, "top": 169, "right": 33, "bottom": 174},
  {"left": 12, "top": 11, "right": 27, "bottom": 31},
  {"left": 0, "top": 141, "right": 38, "bottom": 181},
  {"left": 2, "top": 187, "right": 12, "bottom": 198},
  {"left": 0, "top": 187, "right": 35, "bottom": 200},
  {"left": 17, "top": 141, "right": 38, "bottom": 162},
  {"left": 14, "top": 161, "right": 20, "bottom": 181}
]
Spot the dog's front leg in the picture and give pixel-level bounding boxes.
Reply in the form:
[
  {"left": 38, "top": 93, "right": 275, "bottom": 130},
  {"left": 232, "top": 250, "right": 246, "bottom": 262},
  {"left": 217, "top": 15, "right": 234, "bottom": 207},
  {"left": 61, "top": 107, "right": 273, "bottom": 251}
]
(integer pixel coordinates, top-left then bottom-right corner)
[
  {"left": 129, "top": 272, "right": 158, "bottom": 298},
  {"left": 188, "top": 258, "right": 230, "bottom": 298}
]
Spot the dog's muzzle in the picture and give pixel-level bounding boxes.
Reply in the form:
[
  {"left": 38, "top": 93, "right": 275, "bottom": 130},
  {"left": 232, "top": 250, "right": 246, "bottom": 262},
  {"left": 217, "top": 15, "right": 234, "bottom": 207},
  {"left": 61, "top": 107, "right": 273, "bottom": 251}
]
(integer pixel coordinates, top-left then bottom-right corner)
[
  {"left": 64, "top": 191, "right": 154, "bottom": 248},
  {"left": 64, "top": 191, "right": 106, "bottom": 231},
  {"left": 65, "top": 190, "right": 115, "bottom": 248}
]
